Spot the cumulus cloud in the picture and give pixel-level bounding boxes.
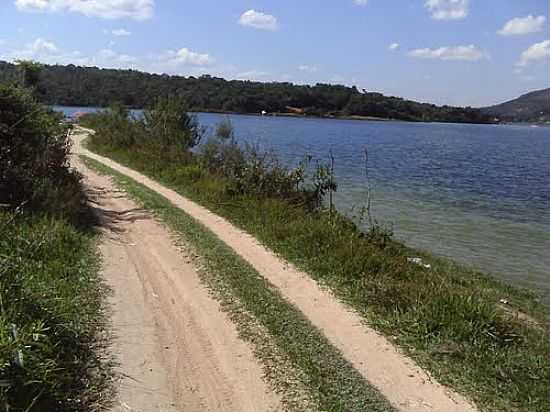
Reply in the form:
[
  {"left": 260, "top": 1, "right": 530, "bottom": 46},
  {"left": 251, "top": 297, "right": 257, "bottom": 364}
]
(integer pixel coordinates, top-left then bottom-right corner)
[
  {"left": 408, "top": 45, "right": 485, "bottom": 61},
  {"left": 298, "top": 65, "right": 318, "bottom": 73},
  {"left": 14, "top": 0, "right": 154, "bottom": 20},
  {"left": 14, "top": 38, "right": 58, "bottom": 59},
  {"left": 170, "top": 48, "right": 214, "bottom": 66},
  {"left": 239, "top": 10, "right": 279, "bottom": 31},
  {"left": 354, "top": 0, "right": 368, "bottom": 6},
  {"left": 2, "top": 37, "right": 143, "bottom": 69},
  {"left": 111, "top": 28, "right": 131, "bottom": 36},
  {"left": 497, "top": 15, "right": 546, "bottom": 36},
  {"left": 1, "top": 37, "right": 223, "bottom": 78},
  {"left": 97, "top": 48, "right": 136, "bottom": 64},
  {"left": 516, "top": 40, "right": 550, "bottom": 69},
  {"left": 425, "top": 0, "right": 469, "bottom": 21},
  {"left": 388, "top": 42, "right": 400, "bottom": 51},
  {"left": 153, "top": 47, "right": 215, "bottom": 72},
  {"left": 2, "top": 38, "right": 90, "bottom": 66},
  {"left": 236, "top": 70, "right": 271, "bottom": 81}
]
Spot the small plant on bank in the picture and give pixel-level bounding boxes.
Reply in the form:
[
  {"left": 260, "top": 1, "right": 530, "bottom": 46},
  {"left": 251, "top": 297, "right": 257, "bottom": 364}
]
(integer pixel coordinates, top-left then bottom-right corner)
[{"left": 215, "top": 116, "right": 235, "bottom": 141}]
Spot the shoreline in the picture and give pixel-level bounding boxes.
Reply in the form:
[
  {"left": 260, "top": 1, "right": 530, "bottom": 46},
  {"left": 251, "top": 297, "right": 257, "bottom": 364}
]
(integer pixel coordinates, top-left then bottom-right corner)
[{"left": 55, "top": 105, "right": 498, "bottom": 125}]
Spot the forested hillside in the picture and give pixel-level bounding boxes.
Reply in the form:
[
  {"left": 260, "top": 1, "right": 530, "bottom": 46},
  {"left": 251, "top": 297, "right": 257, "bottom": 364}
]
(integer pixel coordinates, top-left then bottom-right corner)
[
  {"left": 0, "top": 60, "right": 492, "bottom": 123},
  {"left": 483, "top": 88, "right": 550, "bottom": 123}
]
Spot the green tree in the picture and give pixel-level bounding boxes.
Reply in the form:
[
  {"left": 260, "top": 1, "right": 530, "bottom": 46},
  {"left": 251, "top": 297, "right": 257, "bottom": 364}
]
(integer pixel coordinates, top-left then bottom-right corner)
[
  {"left": 15, "top": 60, "right": 43, "bottom": 89},
  {"left": 144, "top": 95, "right": 203, "bottom": 150}
]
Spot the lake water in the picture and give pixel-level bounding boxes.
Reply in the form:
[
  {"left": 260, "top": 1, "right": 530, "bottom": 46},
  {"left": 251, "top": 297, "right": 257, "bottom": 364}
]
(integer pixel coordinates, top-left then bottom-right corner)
[{"left": 58, "top": 107, "right": 550, "bottom": 302}]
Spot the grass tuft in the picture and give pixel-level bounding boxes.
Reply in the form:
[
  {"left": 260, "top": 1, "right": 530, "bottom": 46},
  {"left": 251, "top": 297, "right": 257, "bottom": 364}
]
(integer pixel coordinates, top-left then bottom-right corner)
[{"left": 0, "top": 212, "right": 111, "bottom": 412}]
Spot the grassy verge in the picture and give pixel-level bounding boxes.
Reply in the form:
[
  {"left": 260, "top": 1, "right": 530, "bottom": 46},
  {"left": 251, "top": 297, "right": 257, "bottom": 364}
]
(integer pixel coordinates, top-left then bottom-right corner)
[
  {"left": 81, "top": 155, "right": 396, "bottom": 412},
  {"left": 85, "top": 141, "right": 550, "bottom": 411},
  {"left": 0, "top": 212, "right": 110, "bottom": 412}
]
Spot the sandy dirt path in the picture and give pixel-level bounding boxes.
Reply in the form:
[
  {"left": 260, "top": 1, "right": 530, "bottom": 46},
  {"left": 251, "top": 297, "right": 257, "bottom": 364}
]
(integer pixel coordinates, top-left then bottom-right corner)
[
  {"left": 74, "top": 128, "right": 476, "bottom": 412},
  {"left": 72, "top": 153, "right": 281, "bottom": 411}
]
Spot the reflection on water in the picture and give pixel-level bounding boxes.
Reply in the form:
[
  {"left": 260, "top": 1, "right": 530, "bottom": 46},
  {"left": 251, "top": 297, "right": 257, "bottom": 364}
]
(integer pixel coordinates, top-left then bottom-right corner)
[{"left": 57, "top": 107, "right": 550, "bottom": 301}]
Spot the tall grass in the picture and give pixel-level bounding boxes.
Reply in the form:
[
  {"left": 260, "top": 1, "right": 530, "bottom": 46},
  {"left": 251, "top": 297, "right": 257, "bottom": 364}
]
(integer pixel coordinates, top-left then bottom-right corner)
[
  {"left": 83, "top": 105, "right": 550, "bottom": 411},
  {"left": 0, "top": 213, "right": 108, "bottom": 412}
]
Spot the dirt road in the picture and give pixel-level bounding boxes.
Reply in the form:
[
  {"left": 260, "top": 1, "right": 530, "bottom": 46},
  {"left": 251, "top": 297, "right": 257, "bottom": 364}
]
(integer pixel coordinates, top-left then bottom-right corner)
[
  {"left": 73, "top": 127, "right": 476, "bottom": 412},
  {"left": 74, "top": 155, "right": 281, "bottom": 412}
]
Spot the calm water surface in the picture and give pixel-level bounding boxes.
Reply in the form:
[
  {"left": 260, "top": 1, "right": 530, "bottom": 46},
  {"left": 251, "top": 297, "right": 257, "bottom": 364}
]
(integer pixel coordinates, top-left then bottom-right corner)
[{"left": 58, "top": 107, "right": 550, "bottom": 301}]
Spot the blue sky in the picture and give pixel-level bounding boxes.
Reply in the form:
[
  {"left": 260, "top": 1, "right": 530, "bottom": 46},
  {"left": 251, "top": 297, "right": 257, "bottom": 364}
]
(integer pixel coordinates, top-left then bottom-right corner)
[{"left": 1, "top": 0, "right": 549, "bottom": 106}]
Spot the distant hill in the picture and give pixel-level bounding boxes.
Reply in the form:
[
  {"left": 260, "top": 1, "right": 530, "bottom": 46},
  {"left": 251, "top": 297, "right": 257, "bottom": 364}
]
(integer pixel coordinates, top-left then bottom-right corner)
[
  {"left": 483, "top": 88, "right": 550, "bottom": 123},
  {"left": 0, "top": 60, "right": 492, "bottom": 124}
]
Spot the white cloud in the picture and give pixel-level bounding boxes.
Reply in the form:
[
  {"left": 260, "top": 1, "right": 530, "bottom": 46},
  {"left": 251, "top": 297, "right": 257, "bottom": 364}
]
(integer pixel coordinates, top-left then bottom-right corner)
[
  {"left": 4, "top": 38, "right": 90, "bottom": 66},
  {"left": 1, "top": 37, "right": 222, "bottom": 77},
  {"left": 425, "top": 0, "right": 469, "bottom": 21},
  {"left": 16, "top": 38, "right": 58, "bottom": 59},
  {"left": 98, "top": 48, "right": 137, "bottom": 64},
  {"left": 408, "top": 45, "right": 485, "bottom": 61},
  {"left": 15, "top": 0, "right": 154, "bottom": 20},
  {"left": 388, "top": 42, "right": 400, "bottom": 51},
  {"left": 354, "top": 0, "right": 368, "bottom": 6},
  {"left": 3, "top": 37, "right": 142, "bottom": 69},
  {"left": 516, "top": 40, "right": 550, "bottom": 69},
  {"left": 238, "top": 10, "right": 279, "bottom": 31},
  {"left": 172, "top": 48, "right": 214, "bottom": 66},
  {"left": 298, "top": 65, "right": 318, "bottom": 73},
  {"left": 112, "top": 28, "right": 131, "bottom": 36},
  {"left": 497, "top": 15, "right": 546, "bottom": 36},
  {"left": 154, "top": 47, "right": 214, "bottom": 71},
  {"left": 236, "top": 70, "right": 271, "bottom": 81}
]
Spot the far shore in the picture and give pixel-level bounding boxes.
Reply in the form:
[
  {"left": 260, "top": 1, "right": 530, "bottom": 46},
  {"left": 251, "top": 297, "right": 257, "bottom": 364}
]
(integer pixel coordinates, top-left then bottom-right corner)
[{"left": 56, "top": 105, "right": 505, "bottom": 125}]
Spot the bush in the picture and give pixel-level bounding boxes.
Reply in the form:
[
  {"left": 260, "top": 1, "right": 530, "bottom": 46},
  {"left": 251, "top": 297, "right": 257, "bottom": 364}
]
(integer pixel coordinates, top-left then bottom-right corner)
[
  {"left": 85, "top": 100, "right": 337, "bottom": 210},
  {"left": 215, "top": 116, "right": 235, "bottom": 141},
  {"left": 80, "top": 104, "right": 143, "bottom": 149},
  {"left": 143, "top": 95, "right": 203, "bottom": 150},
  {"left": 0, "top": 85, "right": 84, "bottom": 221}
]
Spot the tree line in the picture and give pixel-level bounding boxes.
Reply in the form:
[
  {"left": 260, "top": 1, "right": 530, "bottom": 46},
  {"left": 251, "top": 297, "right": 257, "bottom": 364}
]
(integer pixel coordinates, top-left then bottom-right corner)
[{"left": 0, "top": 60, "right": 492, "bottom": 123}]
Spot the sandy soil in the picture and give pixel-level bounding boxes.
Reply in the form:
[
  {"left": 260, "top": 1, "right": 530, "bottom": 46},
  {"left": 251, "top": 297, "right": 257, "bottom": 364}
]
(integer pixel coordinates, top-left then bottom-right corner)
[
  {"left": 74, "top": 127, "right": 476, "bottom": 412},
  {"left": 72, "top": 153, "right": 281, "bottom": 411}
]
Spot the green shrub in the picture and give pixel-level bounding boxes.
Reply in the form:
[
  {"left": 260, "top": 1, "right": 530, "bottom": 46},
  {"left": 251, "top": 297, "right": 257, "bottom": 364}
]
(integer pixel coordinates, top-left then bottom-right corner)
[
  {"left": 143, "top": 95, "right": 204, "bottom": 150},
  {"left": 0, "top": 85, "right": 84, "bottom": 221},
  {"left": 86, "top": 103, "right": 334, "bottom": 210},
  {"left": 214, "top": 116, "right": 235, "bottom": 141}
]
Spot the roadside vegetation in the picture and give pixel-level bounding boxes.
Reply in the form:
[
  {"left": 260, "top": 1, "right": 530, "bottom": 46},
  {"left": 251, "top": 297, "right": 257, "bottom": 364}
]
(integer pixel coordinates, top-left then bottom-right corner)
[
  {"left": 0, "top": 72, "right": 109, "bottom": 411},
  {"left": 82, "top": 101, "right": 550, "bottom": 411}
]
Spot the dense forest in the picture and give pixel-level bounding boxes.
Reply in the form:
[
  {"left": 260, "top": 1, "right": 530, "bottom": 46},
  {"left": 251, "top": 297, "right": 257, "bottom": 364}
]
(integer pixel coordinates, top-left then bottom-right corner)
[
  {"left": 0, "top": 60, "right": 493, "bottom": 123},
  {"left": 482, "top": 88, "right": 550, "bottom": 123}
]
